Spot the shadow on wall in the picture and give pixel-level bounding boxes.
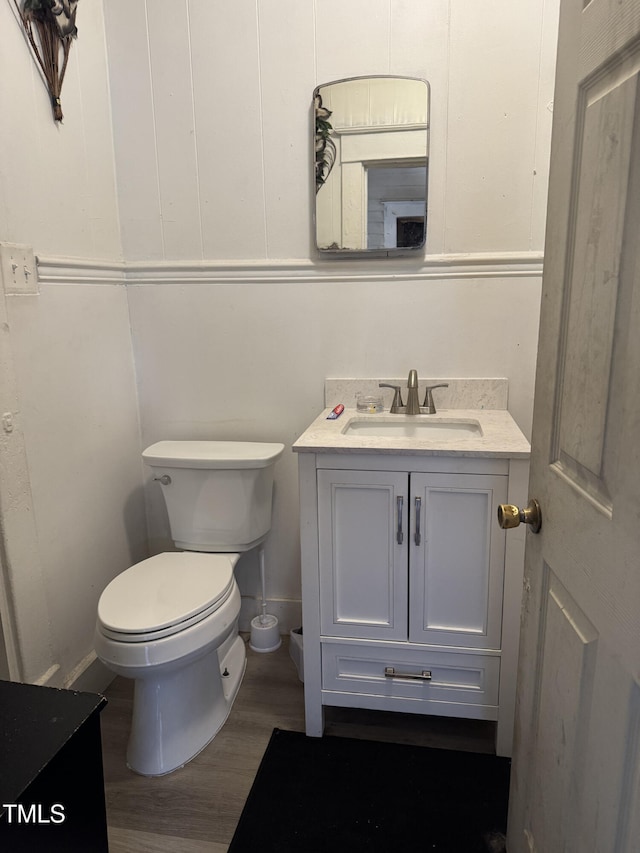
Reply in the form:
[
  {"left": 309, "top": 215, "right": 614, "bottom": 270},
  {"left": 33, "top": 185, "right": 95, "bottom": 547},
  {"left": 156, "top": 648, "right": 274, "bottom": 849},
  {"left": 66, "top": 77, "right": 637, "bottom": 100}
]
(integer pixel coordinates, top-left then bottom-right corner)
[{"left": 123, "top": 484, "right": 151, "bottom": 568}]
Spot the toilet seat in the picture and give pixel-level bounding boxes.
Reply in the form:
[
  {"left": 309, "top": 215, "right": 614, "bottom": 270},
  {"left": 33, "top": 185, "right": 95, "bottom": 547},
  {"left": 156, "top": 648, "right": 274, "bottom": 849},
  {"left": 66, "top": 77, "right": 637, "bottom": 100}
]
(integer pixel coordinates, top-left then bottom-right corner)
[{"left": 98, "top": 552, "right": 237, "bottom": 643}]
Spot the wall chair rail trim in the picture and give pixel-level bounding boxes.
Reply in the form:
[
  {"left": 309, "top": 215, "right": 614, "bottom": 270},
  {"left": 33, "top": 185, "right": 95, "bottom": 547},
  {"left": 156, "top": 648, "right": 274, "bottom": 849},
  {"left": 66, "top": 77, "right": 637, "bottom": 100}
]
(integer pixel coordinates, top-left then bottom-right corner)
[
  {"left": 35, "top": 252, "right": 543, "bottom": 287},
  {"left": 36, "top": 257, "right": 126, "bottom": 286}
]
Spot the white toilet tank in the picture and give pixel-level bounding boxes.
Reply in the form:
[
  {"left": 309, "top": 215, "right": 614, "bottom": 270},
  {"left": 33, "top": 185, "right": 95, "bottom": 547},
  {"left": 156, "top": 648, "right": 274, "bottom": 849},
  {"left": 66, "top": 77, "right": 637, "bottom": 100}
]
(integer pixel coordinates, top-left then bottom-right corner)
[{"left": 142, "top": 441, "right": 285, "bottom": 552}]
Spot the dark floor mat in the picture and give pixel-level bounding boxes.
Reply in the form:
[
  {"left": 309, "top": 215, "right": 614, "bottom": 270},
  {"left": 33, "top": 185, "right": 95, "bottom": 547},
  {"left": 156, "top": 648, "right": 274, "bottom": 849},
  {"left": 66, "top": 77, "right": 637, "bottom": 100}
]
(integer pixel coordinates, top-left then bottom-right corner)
[{"left": 229, "top": 728, "right": 510, "bottom": 852}]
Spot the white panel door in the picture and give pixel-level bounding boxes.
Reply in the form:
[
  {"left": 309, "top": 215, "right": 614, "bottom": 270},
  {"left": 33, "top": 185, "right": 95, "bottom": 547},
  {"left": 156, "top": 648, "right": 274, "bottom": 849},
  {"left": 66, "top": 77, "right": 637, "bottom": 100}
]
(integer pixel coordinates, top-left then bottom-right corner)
[
  {"left": 317, "top": 469, "right": 408, "bottom": 640},
  {"left": 508, "top": 1, "right": 640, "bottom": 850},
  {"left": 408, "top": 473, "right": 507, "bottom": 648}
]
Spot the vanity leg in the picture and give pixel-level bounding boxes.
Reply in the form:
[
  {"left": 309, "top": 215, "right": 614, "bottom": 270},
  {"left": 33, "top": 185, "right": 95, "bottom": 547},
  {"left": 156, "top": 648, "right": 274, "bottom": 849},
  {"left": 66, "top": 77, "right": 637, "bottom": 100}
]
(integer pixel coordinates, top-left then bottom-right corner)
[
  {"left": 301, "top": 629, "right": 324, "bottom": 737},
  {"left": 305, "top": 698, "right": 325, "bottom": 737},
  {"left": 298, "top": 452, "right": 325, "bottom": 738}
]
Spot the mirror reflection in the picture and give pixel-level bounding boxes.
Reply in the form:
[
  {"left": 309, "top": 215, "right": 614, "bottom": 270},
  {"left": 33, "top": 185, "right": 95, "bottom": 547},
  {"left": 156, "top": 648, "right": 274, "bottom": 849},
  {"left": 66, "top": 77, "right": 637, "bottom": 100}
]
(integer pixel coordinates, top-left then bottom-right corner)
[{"left": 314, "top": 76, "right": 429, "bottom": 254}]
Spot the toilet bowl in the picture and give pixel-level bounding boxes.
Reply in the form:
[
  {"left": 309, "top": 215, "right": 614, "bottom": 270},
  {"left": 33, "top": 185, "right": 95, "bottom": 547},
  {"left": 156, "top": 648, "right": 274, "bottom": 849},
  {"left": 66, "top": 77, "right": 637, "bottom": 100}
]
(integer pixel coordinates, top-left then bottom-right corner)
[
  {"left": 95, "top": 440, "right": 284, "bottom": 776},
  {"left": 95, "top": 552, "right": 243, "bottom": 776}
]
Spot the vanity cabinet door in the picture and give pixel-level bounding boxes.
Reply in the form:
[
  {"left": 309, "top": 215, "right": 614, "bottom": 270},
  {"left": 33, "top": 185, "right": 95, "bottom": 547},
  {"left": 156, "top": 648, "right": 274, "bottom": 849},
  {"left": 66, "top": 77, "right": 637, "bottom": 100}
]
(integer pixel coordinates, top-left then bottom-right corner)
[
  {"left": 317, "top": 469, "right": 408, "bottom": 640},
  {"left": 408, "top": 473, "right": 507, "bottom": 648}
]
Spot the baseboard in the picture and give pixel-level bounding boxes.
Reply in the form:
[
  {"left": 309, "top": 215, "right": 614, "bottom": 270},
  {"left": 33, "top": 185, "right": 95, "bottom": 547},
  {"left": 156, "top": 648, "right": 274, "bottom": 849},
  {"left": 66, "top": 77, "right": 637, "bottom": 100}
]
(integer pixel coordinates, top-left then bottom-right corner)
[
  {"left": 33, "top": 664, "right": 61, "bottom": 687},
  {"left": 63, "top": 650, "right": 115, "bottom": 695}
]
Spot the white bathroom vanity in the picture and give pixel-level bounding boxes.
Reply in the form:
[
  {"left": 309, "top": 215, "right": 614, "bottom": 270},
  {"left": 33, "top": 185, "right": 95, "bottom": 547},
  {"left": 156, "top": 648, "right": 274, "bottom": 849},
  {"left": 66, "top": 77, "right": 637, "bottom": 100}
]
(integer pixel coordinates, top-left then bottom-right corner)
[{"left": 293, "top": 385, "right": 530, "bottom": 757}]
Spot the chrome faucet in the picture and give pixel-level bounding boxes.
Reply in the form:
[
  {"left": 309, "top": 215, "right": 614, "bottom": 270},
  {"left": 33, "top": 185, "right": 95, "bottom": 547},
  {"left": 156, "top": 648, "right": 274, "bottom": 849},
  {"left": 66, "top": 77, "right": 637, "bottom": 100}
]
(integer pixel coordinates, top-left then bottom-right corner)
[
  {"left": 379, "top": 374, "right": 450, "bottom": 414},
  {"left": 405, "top": 369, "right": 421, "bottom": 415}
]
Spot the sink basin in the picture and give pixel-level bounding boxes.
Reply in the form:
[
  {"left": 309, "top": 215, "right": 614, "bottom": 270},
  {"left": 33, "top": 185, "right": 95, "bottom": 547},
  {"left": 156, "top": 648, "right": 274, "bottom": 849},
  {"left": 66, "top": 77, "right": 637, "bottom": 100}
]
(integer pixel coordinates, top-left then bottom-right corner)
[{"left": 342, "top": 417, "right": 483, "bottom": 439}]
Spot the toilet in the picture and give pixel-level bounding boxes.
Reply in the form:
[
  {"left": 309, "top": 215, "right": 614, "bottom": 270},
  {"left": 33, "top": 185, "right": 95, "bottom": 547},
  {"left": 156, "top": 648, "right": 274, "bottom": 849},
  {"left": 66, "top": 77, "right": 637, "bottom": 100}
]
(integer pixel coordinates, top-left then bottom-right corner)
[{"left": 94, "top": 439, "right": 284, "bottom": 776}]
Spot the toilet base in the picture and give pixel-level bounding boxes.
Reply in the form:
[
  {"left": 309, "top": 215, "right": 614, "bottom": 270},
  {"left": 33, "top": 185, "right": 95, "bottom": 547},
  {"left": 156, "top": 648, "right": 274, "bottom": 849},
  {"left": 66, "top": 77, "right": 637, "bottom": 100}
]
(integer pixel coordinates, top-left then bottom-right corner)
[{"left": 126, "top": 633, "right": 246, "bottom": 776}]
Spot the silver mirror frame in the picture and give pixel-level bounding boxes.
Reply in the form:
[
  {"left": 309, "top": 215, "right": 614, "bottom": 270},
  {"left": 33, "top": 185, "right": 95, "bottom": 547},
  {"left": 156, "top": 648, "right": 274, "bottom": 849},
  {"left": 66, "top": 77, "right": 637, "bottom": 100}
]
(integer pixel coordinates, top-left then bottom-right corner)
[{"left": 313, "top": 75, "right": 430, "bottom": 256}]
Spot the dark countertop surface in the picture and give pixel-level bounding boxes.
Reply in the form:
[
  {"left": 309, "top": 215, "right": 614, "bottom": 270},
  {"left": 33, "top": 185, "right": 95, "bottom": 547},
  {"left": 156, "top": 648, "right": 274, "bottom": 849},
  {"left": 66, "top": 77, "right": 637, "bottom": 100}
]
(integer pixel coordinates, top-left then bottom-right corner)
[{"left": 0, "top": 679, "right": 106, "bottom": 812}]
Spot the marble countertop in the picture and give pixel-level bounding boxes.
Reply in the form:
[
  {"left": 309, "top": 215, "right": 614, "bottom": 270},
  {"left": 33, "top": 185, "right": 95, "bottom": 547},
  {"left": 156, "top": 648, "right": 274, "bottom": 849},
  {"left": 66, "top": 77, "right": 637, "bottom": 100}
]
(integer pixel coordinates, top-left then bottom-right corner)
[{"left": 293, "top": 408, "right": 531, "bottom": 458}]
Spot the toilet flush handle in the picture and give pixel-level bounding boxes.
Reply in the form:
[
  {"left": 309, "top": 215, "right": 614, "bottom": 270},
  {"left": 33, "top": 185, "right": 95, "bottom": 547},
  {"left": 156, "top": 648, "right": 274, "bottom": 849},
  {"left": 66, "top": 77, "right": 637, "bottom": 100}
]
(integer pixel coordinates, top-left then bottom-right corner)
[{"left": 154, "top": 474, "right": 172, "bottom": 486}]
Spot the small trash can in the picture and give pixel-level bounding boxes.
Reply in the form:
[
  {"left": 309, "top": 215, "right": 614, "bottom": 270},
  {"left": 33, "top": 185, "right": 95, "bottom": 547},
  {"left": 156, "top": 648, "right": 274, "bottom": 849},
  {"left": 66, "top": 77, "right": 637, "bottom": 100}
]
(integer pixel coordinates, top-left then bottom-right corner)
[{"left": 289, "top": 628, "right": 304, "bottom": 682}]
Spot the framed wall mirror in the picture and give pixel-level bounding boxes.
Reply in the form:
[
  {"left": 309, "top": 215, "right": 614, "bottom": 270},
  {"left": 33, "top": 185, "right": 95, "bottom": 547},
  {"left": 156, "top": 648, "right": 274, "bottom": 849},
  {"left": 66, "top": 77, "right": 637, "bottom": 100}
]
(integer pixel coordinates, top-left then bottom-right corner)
[{"left": 314, "top": 76, "right": 429, "bottom": 255}]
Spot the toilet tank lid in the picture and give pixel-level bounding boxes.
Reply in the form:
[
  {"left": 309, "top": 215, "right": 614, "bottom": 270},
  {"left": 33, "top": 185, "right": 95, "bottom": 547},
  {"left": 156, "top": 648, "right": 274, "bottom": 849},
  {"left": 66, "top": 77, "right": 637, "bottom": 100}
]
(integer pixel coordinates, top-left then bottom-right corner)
[{"left": 143, "top": 440, "right": 285, "bottom": 469}]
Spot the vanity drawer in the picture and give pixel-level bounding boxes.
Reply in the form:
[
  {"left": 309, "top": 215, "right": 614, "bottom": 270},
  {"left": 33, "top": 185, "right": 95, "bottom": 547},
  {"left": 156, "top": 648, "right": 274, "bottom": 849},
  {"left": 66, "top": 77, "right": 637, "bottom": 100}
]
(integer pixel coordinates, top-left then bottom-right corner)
[{"left": 321, "top": 642, "right": 500, "bottom": 707}]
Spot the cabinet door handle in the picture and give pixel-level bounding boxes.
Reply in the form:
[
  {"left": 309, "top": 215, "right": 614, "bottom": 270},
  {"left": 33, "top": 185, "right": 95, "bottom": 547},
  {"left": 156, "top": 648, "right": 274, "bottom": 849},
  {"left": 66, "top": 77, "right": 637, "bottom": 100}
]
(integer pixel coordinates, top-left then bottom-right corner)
[
  {"left": 414, "top": 496, "right": 422, "bottom": 545},
  {"left": 396, "top": 495, "right": 404, "bottom": 544},
  {"left": 384, "top": 666, "right": 432, "bottom": 681}
]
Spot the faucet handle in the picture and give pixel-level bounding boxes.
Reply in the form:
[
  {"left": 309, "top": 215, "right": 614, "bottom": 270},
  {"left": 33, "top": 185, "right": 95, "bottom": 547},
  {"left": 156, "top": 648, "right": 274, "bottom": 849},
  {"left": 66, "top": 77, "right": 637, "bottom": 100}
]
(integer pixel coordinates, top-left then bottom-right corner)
[
  {"left": 379, "top": 383, "right": 404, "bottom": 413},
  {"left": 422, "top": 383, "right": 449, "bottom": 414}
]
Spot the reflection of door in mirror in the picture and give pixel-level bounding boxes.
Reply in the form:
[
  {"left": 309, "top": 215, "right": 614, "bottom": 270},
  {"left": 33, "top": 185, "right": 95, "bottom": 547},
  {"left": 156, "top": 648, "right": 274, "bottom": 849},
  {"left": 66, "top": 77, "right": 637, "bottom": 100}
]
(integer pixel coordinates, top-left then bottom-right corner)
[{"left": 314, "top": 76, "right": 429, "bottom": 255}]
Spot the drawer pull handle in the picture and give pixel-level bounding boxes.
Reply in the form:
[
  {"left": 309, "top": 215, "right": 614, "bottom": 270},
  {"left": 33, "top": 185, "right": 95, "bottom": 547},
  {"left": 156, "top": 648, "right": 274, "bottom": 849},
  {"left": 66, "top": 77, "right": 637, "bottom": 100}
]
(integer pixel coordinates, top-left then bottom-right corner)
[
  {"left": 414, "top": 496, "right": 422, "bottom": 545},
  {"left": 384, "top": 666, "right": 432, "bottom": 681},
  {"left": 396, "top": 496, "right": 404, "bottom": 544}
]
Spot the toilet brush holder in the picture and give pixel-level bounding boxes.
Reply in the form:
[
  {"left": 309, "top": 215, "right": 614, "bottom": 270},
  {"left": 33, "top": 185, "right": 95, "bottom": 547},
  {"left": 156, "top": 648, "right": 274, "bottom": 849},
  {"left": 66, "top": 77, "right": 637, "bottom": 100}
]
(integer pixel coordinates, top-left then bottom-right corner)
[{"left": 249, "top": 614, "right": 281, "bottom": 653}]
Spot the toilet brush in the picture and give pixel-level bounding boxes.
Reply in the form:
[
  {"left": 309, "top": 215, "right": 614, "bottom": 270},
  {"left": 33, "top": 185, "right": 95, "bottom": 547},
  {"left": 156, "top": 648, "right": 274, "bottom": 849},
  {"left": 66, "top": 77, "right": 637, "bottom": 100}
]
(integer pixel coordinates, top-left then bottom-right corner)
[{"left": 249, "top": 545, "right": 281, "bottom": 653}]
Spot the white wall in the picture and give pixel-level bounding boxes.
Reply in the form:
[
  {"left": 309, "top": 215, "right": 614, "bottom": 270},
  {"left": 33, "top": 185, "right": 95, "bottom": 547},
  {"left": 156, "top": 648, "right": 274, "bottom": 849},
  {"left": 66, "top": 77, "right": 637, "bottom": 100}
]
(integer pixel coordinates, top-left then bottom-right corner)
[
  {"left": 0, "top": 4, "right": 120, "bottom": 258},
  {"left": 105, "top": 0, "right": 560, "bottom": 631},
  {"left": 0, "top": 2, "right": 145, "bottom": 687},
  {"left": 104, "top": 0, "right": 558, "bottom": 260}
]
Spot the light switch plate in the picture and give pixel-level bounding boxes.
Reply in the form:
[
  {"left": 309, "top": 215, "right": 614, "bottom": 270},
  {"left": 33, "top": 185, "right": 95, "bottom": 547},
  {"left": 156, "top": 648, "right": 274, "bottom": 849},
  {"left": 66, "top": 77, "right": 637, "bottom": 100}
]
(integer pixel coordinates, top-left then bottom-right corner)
[{"left": 0, "top": 243, "right": 38, "bottom": 295}]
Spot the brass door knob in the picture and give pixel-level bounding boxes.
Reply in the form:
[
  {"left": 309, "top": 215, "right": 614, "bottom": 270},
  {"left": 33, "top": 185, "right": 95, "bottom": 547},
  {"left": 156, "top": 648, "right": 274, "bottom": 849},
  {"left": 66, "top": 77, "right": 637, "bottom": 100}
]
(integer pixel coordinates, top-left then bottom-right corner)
[{"left": 497, "top": 499, "right": 542, "bottom": 533}]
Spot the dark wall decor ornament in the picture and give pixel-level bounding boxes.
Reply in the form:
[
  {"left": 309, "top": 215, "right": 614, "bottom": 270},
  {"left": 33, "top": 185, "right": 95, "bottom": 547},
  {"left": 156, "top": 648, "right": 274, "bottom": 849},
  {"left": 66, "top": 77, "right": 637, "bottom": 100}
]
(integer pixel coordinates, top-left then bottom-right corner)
[
  {"left": 12, "top": 0, "right": 79, "bottom": 122},
  {"left": 314, "top": 93, "right": 336, "bottom": 194}
]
